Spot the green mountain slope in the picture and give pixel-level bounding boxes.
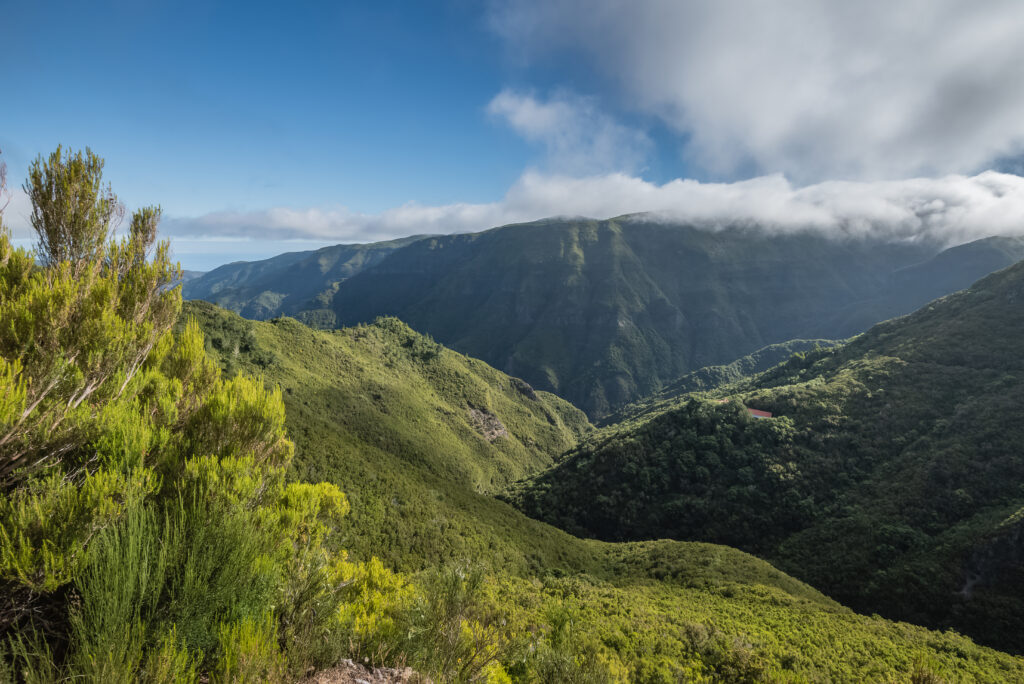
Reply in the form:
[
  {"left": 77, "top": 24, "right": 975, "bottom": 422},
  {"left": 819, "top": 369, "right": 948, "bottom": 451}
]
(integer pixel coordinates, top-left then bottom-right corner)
[
  {"left": 600, "top": 337, "right": 843, "bottom": 425},
  {"left": 186, "top": 215, "right": 1024, "bottom": 418},
  {"left": 184, "top": 302, "right": 1024, "bottom": 680},
  {"left": 507, "top": 259, "right": 1024, "bottom": 653},
  {"left": 183, "top": 235, "right": 428, "bottom": 321}
]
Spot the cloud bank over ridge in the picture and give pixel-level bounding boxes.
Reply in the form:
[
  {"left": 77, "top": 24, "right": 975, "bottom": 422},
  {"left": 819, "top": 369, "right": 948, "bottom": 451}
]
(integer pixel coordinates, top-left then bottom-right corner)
[
  {"left": 490, "top": 0, "right": 1024, "bottom": 181},
  {"left": 7, "top": 170, "right": 1024, "bottom": 267},
  {"left": 151, "top": 170, "right": 1024, "bottom": 250}
]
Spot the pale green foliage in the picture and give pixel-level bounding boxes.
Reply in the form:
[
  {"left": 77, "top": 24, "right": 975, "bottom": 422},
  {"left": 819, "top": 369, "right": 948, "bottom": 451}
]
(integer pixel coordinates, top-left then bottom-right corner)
[
  {"left": 4, "top": 629, "right": 57, "bottom": 684},
  {"left": 1, "top": 146, "right": 181, "bottom": 481},
  {"left": 0, "top": 467, "right": 155, "bottom": 591},
  {"left": 524, "top": 603, "right": 614, "bottom": 684},
  {"left": 141, "top": 627, "right": 201, "bottom": 684},
  {"left": 334, "top": 556, "right": 415, "bottom": 666},
  {"left": 0, "top": 148, "right": 359, "bottom": 680},
  {"left": 404, "top": 565, "right": 510, "bottom": 684},
  {"left": 213, "top": 613, "right": 286, "bottom": 684},
  {"left": 178, "top": 374, "right": 293, "bottom": 467}
]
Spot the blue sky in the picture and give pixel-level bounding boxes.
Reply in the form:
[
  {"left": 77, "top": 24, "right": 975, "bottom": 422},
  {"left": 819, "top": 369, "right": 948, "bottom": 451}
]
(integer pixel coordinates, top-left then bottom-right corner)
[
  {"left": 4, "top": 1, "right": 526, "bottom": 212},
  {"left": 5, "top": 1, "right": 1024, "bottom": 269}
]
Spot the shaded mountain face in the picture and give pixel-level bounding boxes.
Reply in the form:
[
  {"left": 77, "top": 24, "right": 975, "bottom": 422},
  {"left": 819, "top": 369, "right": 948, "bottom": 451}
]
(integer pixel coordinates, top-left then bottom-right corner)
[
  {"left": 506, "top": 259, "right": 1024, "bottom": 653},
  {"left": 183, "top": 235, "right": 430, "bottom": 321},
  {"left": 184, "top": 216, "right": 1024, "bottom": 417}
]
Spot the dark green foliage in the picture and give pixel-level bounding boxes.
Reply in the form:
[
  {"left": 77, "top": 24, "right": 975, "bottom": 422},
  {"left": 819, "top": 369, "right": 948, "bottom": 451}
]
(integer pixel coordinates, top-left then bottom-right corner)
[
  {"left": 186, "top": 215, "right": 1024, "bottom": 417},
  {"left": 506, "top": 399, "right": 809, "bottom": 552},
  {"left": 510, "top": 259, "right": 1024, "bottom": 654}
]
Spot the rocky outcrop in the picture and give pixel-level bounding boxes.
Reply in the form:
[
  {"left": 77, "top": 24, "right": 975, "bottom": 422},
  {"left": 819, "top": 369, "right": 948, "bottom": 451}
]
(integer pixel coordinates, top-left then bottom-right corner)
[
  {"left": 468, "top": 407, "right": 508, "bottom": 442},
  {"left": 307, "top": 659, "right": 426, "bottom": 683}
]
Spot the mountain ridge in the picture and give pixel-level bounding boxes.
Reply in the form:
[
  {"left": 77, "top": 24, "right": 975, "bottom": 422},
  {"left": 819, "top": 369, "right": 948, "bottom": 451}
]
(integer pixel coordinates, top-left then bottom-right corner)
[{"left": 184, "top": 215, "right": 1024, "bottom": 417}]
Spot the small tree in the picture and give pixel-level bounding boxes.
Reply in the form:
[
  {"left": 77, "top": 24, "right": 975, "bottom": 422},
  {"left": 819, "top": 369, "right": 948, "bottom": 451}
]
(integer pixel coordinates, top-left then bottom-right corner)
[
  {"left": 1, "top": 148, "right": 180, "bottom": 481},
  {"left": 1, "top": 148, "right": 351, "bottom": 679},
  {"left": 23, "top": 145, "right": 124, "bottom": 268}
]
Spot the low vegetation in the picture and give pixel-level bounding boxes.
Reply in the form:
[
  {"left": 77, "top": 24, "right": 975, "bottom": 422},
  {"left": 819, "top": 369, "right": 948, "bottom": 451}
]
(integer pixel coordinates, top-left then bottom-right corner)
[{"left": 3, "top": 148, "right": 1024, "bottom": 681}]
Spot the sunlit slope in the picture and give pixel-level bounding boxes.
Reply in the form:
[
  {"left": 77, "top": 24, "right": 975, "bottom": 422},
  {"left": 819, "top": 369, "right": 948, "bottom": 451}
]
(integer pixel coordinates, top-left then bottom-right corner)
[{"left": 183, "top": 301, "right": 1024, "bottom": 679}]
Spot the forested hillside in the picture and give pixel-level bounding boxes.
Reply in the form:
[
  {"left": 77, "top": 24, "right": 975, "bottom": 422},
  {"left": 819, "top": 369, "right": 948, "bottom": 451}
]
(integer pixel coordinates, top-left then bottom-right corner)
[
  {"left": 599, "top": 338, "right": 843, "bottom": 426},
  {"left": 187, "top": 303, "right": 1024, "bottom": 682},
  {"left": 508, "top": 259, "right": 1024, "bottom": 653},
  {"left": 185, "top": 216, "right": 1024, "bottom": 417}
]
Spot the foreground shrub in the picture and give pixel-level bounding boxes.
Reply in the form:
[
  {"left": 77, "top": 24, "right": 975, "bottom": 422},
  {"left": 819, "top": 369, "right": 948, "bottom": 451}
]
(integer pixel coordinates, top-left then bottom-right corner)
[{"left": 0, "top": 148, "right": 353, "bottom": 680}]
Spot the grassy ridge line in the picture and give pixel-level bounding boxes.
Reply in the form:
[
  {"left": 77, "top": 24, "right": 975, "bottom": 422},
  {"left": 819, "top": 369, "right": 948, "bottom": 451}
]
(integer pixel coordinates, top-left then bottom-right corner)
[{"left": 183, "top": 235, "right": 430, "bottom": 321}]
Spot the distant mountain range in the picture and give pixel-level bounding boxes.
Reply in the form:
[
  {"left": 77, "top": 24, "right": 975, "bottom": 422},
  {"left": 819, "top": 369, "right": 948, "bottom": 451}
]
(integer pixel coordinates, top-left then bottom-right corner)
[
  {"left": 184, "top": 216, "right": 1024, "bottom": 416},
  {"left": 506, "top": 258, "right": 1024, "bottom": 653},
  {"left": 182, "top": 235, "right": 428, "bottom": 321}
]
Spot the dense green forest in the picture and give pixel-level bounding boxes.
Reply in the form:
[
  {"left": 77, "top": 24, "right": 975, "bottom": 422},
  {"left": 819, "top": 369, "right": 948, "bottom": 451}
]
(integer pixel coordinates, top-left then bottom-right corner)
[
  {"left": 4, "top": 148, "right": 1024, "bottom": 681},
  {"left": 599, "top": 338, "right": 843, "bottom": 426},
  {"left": 189, "top": 298, "right": 1024, "bottom": 682},
  {"left": 185, "top": 217, "right": 1024, "bottom": 418},
  {"left": 507, "top": 259, "right": 1024, "bottom": 654}
]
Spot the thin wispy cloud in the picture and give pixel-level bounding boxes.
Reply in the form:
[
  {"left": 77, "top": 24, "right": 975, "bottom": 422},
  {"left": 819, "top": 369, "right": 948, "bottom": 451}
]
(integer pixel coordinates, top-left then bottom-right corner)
[
  {"left": 487, "top": 90, "right": 651, "bottom": 174},
  {"left": 490, "top": 0, "right": 1024, "bottom": 181}
]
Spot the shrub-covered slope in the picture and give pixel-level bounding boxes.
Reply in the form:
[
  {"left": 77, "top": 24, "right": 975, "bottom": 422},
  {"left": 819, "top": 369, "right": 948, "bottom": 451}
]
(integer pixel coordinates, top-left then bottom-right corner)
[
  {"left": 599, "top": 337, "right": 843, "bottom": 426},
  {"left": 186, "top": 215, "right": 1024, "bottom": 417},
  {"left": 186, "top": 302, "right": 1024, "bottom": 680},
  {"left": 507, "top": 259, "right": 1024, "bottom": 653}
]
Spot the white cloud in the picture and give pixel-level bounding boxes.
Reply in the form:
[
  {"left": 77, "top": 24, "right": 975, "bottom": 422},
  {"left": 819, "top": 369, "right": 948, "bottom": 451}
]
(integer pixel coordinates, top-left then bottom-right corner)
[
  {"left": 489, "top": 0, "right": 1024, "bottom": 181},
  {"left": 1, "top": 188, "right": 34, "bottom": 239},
  {"left": 9, "top": 164, "right": 1024, "bottom": 270},
  {"left": 151, "top": 171, "right": 1024, "bottom": 255},
  {"left": 487, "top": 89, "right": 651, "bottom": 174}
]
